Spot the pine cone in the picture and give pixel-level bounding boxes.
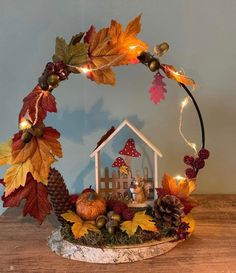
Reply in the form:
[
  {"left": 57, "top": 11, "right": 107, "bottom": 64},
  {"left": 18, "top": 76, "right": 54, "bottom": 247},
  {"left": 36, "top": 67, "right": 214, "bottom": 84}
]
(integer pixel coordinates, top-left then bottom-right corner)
[
  {"left": 47, "top": 168, "right": 71, "bottom": 223},
  {"left": 154, "top": 195, "right": 184, "bottom": 227}
]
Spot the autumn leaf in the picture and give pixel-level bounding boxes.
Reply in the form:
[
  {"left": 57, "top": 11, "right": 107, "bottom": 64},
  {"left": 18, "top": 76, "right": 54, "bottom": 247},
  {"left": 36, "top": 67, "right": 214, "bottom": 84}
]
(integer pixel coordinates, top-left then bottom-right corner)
[
  {"left": 61, "top": 210, "right": 100, "bottom": 239},
  {"left": 5, "top": 126, "right": 62, "bottom": 195},
  {"left": 53, "top": 37, "right": 89, "bottom": 66},
  {"left": 70, "top": 32, "right": 85, "bottom": 45},
  {"left": 4, "top": 159, "right": 33, "bottom": 196},
  {"left": 85, "top": 15, "right": 148, "bottom": 85},
  {"left": 84, "top": 25, "right": 96, "bottom": 44},
  {"left": 161, "top": 64, "right": 196, "bottom": 86},
  {"left": 11, "top": 127, "right": 62, "bottom": 184},
  {"left": 109, "top": 14, "right": 148, "bottom": 65},
  {"left": 0, "top": 139, "right": 12, "bottom": 166},
  {"left": 148, "top": 73, "right": 167, "bottom": 104},
  {"left": 19, "top": 85, "right": 57, "bottom": 125},
  {"left": 120, "top": 211, "right": 158, "bottom": 237},
  {"left": 2, "top": 173, "right": 52, "bottom": 224},
  {"left": 156, "top": 173, "right": 198, "bottom": 214}
]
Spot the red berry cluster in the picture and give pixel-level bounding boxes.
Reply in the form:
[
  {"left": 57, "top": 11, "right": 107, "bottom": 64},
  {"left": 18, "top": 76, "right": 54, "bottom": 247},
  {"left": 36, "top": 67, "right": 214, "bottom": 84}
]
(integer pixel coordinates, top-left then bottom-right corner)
[
  {"left": 176, "top": 221, "right": 190, "bottom": 240},
  {"left": 107, "top": 200, "right": 134, "bottom": 220},
  {"left": 184, "top": 148, "right": 210, "bottom": 179},
  {"left": 38, "top": 61, "right": 70, "bottom": 91}
]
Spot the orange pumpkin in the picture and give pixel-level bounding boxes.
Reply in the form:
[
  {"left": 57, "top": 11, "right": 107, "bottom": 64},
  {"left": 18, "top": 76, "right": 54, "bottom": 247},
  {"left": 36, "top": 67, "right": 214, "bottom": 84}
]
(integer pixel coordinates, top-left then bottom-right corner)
[{"left": 75, "top": 191, "right": 106, "bottom": 220}]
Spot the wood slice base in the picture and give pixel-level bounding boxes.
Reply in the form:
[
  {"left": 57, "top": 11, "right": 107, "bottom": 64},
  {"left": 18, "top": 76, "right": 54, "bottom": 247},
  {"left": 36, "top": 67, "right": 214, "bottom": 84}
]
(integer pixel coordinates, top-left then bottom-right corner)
[{"left": 48, "top": 228, "right": 182, "bottom": 264}]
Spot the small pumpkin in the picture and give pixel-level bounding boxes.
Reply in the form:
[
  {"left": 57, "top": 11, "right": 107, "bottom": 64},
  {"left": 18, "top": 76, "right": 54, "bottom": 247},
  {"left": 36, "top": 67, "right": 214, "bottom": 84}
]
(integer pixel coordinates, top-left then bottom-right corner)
[{"left": 76, "top": 191, "right": 106, "bottom": 220}]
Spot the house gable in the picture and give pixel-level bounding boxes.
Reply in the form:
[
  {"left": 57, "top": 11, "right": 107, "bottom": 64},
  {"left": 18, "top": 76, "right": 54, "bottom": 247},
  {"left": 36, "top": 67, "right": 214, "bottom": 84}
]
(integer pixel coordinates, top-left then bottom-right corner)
[{"left": 90, "top": 119, "right": 163, "bottom": 158}]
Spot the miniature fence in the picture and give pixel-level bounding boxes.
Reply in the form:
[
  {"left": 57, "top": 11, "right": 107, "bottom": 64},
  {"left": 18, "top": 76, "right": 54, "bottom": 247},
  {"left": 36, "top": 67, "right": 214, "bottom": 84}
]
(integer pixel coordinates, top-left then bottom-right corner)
[{"left": 98, "top": 166, "right": 154, "bottom": 199}]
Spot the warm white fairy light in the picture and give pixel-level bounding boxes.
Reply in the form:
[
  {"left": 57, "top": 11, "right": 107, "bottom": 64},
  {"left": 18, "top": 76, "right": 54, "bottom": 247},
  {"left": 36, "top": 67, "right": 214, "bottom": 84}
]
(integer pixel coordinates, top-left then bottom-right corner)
[
  {"left": 19, "top": 119, "right": 31, "bottom": 130},
  {"left": 179, "top": 95, "right": 198, "bottom": 155},
  {"left": 129, "top": 45, "right": 138, "bottom": 50},
  {"left": 79, "top": 67, "right": 91, "bottom": 74},
  {"left": 174, "top": 175, "right": 185, "bottom": 181}
]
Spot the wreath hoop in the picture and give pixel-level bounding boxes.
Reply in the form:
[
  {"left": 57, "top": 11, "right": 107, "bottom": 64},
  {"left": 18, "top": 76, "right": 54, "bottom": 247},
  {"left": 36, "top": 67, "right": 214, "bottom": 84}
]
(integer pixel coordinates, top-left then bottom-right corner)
[{"left": 0, "top": 15, "right": 209, "bottom": 262}]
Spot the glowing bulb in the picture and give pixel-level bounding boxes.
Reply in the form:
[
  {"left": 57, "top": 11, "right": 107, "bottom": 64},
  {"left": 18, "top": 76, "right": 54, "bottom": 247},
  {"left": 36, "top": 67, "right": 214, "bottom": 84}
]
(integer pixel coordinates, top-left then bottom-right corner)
[
  {"left": 80, "top": 67, "right": 91, "bottom": 74},
  {"left": 174, "top": 175, "right": 185, "bottom": 181},
  {"left": 181, "top": 98, "right": 189, "bottom": 108},
  {"left": 19, "top": 119, "right": 31, "bottom": 130},
  {"left": 129, "top": 45, "right": 138, "bottom": 50}
]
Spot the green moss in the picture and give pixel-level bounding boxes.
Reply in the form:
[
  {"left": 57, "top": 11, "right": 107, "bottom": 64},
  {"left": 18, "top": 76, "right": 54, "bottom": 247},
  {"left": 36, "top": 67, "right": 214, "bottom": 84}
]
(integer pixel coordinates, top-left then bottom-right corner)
[{"left": 60, "top": 222, "right": 174, "bottom": 247}]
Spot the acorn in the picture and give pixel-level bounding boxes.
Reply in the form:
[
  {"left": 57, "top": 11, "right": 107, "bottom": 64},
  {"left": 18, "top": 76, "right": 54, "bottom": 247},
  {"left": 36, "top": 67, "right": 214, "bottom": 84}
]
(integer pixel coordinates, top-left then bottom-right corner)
[
  {"left": 38, "top": 76, "right": 49, "bottom": 91},
  {"left": 148, "top": 58, "right": 160, "bottom": 72},
  {"left": 21, "top": 131, "right": 33, "bottom": 143},
  {"left": 154, "top": 42, "right": 169, "bottom": 57},
  {"left": 96, "top": 215, "right": 107, "bottom": 229},
  {"left": 106, "top": 219, "right": 119, "bottom": 229},
  {"left": 107, "top": 211, "right": 115, "bottom": 219},
  {"left": 33, "top": 127, "right": 44, "bottom": 138},
  {"left": 110, "top": 213, "right": 121, "bottom": 222},
  {"left": 107, "top": 226, "right": 115, "bottom": 235},
  {"left": 47, "top": 74, "right": 60, "bottom": 87},
  {"left": 137, "top": 51, "right": 152, "bottom": 63}
]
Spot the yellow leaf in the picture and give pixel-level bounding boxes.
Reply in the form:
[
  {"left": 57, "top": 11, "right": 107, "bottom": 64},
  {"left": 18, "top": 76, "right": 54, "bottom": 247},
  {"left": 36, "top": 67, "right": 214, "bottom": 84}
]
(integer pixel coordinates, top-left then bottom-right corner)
[
  {"left": 0, "top": 139, "right": 12, "bottom": 166},
  {"left": 182, "top": 215, "right": 196, "bottom": 234},
  {"left": 30, "top": 138, "right": 55, "bottom": 182},
  {"left": 120, "top": 211, "right": 158, "bottom": 237},
  {"left": 61, "top": 210, "right": 100, "bottom": 239},
  {"left": 72, "top": 222, "right": 100, "bottom": 239},
  {"left": 4, "top": 159, "right": 31, "bottom": 196},
  {"left": 61, "top": 210, "right": 82, "bottom": 224}
]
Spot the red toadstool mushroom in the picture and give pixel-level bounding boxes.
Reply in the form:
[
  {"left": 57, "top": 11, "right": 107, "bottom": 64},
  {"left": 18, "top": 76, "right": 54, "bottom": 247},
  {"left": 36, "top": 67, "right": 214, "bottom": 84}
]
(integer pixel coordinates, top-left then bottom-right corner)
[
  {"left": 112, "top": 157, "right": 128, "bottom": 168},
  {"left": 119, "top": 138, "right": 141, "bottom": 174}
]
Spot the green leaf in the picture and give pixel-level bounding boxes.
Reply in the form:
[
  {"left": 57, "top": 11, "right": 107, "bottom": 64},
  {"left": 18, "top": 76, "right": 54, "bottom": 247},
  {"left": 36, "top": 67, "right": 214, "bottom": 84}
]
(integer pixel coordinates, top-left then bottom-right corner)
[
  {"left": 52, "top": 37, "right": 89, "bottom": 67},
  {"left": 70, "top": 32, "right": 84, "bottom": 45}
]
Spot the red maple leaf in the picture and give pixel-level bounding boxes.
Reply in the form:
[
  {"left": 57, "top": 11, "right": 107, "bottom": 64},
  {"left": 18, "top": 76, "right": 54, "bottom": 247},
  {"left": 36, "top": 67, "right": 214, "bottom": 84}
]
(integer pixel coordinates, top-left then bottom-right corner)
[
  {"left": 148, "top": 73, "right": 167, "bottom": 105},
  {"left": 84, "top": 25, "right": 96, "bottom": 44},
  {"left": 2, "top": 173, "right": 52, "bottom": 224},
  {"left": 19, "top": 85, "right": 57, "bottom": 125}
]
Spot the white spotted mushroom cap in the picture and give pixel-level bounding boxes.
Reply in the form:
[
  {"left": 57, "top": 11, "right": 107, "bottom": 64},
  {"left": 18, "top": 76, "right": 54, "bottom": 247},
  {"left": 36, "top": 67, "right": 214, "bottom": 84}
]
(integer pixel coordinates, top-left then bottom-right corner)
[
  {"left": 119, "top": 138, "right": 141, "bottom": 157},
  {"left": 112, "top": 157, "right": 128, "bottom": 167}
]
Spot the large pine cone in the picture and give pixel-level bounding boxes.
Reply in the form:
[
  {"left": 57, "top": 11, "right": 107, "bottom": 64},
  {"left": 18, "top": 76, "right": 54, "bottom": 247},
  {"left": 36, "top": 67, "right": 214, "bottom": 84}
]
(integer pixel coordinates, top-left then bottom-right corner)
[
  {"left": 154, "top": 195, "right": 184, "bottom": 227},
  {"left": 47, "top": 168, "right": 71, "bottom": 223}
]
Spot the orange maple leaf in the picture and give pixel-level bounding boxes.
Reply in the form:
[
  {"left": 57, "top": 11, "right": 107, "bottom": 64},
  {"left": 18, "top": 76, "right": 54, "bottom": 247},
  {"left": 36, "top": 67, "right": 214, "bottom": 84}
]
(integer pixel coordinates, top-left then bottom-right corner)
[
  {"left": 85, "top": 15, "right": 148, "bottom": 85},
  {"left": 156, "top": 173, "right": 198, "bottom": 214}
]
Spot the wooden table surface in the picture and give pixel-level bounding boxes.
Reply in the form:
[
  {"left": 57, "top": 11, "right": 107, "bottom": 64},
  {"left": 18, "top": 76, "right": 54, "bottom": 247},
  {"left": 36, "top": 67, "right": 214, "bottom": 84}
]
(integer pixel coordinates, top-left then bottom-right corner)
[{"left": 0, "top": 195, "right": 236, "bottom": 273}]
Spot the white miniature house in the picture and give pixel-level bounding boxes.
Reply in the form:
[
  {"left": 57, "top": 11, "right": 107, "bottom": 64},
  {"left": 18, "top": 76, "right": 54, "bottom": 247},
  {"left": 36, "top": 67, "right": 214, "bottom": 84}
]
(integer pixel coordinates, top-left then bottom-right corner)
[{"left": 90, "top": 119, "right": 162, "bottom": 203}]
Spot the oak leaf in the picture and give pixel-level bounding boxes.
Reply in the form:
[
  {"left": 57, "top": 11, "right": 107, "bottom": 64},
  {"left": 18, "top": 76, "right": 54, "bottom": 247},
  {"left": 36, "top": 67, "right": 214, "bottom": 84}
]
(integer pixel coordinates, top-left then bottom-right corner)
[
  {"left": 120, "top": 211, "right": 158, "bottom": 237},
  {"left": 19, "top": 85, "right": 57, "bottom": 125},
  {"left": 0, "top": 139, "right": 12, "bottom": 166},
  {"left": 156, "top": 173, "right": 198, "bottom": 214},
  {"left": 2, "top": 173, "right": 52, "bottom": 224},
  {"left": 148, "top": 73, "right": 167, "bottom": 104},
  {"left": 162, "top": 64, "right": 195, "bottom": 86},
  {"left": 61, "top": 210, "right": 100, "bottom": 239},
  {"left": 53, "top": 37, "right": 89, "bottom": 66}
]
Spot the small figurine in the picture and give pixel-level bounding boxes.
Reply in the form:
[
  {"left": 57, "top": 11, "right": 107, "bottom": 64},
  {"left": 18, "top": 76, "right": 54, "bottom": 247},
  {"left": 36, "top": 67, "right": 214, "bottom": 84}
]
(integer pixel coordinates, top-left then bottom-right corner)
[{"left": 132, "top": 175, "right": 147, "bottom": 204}]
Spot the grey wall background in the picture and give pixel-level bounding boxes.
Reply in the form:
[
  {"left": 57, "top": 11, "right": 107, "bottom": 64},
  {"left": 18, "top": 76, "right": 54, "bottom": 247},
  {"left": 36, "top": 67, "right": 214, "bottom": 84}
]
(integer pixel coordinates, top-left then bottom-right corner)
[{"left": 0, "top": 0, "right": 235, "bottom": 214}]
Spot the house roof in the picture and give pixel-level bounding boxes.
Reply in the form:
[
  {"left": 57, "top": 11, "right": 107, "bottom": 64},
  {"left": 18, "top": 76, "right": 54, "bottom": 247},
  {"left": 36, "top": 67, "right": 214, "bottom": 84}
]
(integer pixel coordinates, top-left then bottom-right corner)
[{"left": 90, "top": 119, "right": 163, "bottom": 158}]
